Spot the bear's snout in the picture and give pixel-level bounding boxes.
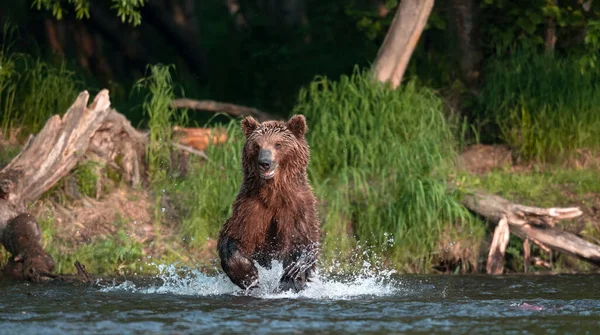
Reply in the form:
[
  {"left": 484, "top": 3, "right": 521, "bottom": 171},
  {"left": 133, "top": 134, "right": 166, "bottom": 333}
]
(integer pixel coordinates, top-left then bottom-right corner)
[{"left": 258, "top": 149, "right": 276, "bottom": 179}]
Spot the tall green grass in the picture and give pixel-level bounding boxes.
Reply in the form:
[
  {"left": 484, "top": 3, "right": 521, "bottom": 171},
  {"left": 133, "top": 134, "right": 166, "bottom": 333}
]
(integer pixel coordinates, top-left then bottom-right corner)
[
  {"left": 294, "top": 68, "right": 483, "bottom": 272},
  {"left": 480, "top": 50, "right": 600, "bottom": 163},
  {"left": 0, "top": 24, "right": 81, "bottom": 137},
  {"left": 135, "top": 64, "right": 189, "bottom": 227},
  {"left": 136, "top": 64, "right": 178, "bottom": 185}
]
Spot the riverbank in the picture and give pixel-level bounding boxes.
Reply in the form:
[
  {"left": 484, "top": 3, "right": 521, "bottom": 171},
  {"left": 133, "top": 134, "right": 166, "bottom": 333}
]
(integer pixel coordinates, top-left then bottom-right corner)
[{"left": 2, "top": 137, "right": 598, "bottom": 277}]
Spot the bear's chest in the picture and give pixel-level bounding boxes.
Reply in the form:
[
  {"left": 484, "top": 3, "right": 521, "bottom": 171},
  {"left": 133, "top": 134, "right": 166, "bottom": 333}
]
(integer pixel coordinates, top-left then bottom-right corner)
[{"left": 258, "top": 211, "right": 305, "bottom": 251}]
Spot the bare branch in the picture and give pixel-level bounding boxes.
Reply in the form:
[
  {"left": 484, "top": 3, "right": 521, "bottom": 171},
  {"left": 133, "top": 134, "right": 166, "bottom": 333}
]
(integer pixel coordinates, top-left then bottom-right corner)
[{"left": 170, "top": 98, "right": 278, "bottom": 122}]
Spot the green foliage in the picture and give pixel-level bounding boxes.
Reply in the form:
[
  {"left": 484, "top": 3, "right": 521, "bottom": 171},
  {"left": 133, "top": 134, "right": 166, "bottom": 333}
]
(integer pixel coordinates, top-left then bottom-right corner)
[
  {"left": 0, "top": 145, "right": 21, "bottom": 167},
  {"left": 294, "top": 68, "right": 483, "bottom": 272},
  {"left": 73, "top": 160, "right": 100, "bottom": 198},
  {"left": 479, "top": 49, "right": 600, "bottom": 162},
  {"left": 32, "top": 0, "right": 145, "bottom": 26},
  {"left": 32, "top": 0, "right": 90, "bottom": 20},
  {"left": 462, "top": 167, "right": 600, "bottom": 207},
  {"left": 581, "top": 18, "right": 600, "bottom": 72},
  {"left": 480, "top": 0, "right": 599, "bottom": 54},
  {"left": 110, "top": 0, "right": 145, "bottom": 26}
]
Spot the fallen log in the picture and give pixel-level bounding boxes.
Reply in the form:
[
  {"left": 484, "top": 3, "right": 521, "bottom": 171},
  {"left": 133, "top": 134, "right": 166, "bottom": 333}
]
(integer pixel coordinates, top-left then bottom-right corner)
[
  {"left": 170, "top": 98, "right": 278, "bottom": 122},
  {"left": 462, "top": 190, "right": 600, "bottom": 273}
]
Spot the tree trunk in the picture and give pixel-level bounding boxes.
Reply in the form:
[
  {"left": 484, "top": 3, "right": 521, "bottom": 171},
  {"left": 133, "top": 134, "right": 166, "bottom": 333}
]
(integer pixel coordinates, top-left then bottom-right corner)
[
  {"left": 371, "top": 0, "right": 434, "bottom": 89},
  {"left": 545, "top": 0, "right": 558, "bottom": 53},
  {"left": 448, "top": 0, "right": 482, "bottom": 94},
  {"left": 141, "top": 1, "right": 208, "bottom": 78}
]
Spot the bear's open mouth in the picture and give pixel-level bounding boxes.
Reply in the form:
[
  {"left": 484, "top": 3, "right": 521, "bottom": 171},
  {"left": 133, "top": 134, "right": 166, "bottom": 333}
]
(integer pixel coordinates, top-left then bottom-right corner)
[
  {"left": 259, "top": 165, "right": 276, "bottom": 180},
  {"left": 261, "top": 168, "right": 276, "bottom": 180}
]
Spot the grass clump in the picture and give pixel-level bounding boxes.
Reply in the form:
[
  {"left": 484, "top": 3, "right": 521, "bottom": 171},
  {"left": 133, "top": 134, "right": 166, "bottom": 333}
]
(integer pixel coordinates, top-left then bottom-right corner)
[
  {"left": 295, "top": 68, "right": 484, "bottom": 272},
  {"left": 480, "top": 49, "right": 600, "bottom": 163}
]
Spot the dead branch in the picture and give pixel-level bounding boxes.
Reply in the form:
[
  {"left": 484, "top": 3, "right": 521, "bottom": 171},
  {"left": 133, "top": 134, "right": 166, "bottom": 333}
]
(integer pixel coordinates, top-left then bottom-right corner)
[
  {"left": 462, "top": 190, "right": 600, "bottom": 272},
  {"left": 74, "top": 260, "right": 93, "bottom": 283},
  {"left": 171, "top": 142, "right": 209, "bottom": 160},
  {"left": 170, "top": 98, "right": 278, "bottom": 122},
  {"left": 486, "top": 215, "right": 510, "bottom": 274}
]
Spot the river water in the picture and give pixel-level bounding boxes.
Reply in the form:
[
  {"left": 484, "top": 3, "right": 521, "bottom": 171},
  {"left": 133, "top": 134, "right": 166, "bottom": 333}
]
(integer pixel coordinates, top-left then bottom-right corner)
[{"left": 1, "top": 262, "right": 599, "bottom": 334}]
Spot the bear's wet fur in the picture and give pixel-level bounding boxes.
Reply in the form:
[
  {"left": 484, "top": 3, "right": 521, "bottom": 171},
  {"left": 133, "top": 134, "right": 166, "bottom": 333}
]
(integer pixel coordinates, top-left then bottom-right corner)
[{"left": 217, "top": 115, "right": 320, "bottom": 292}]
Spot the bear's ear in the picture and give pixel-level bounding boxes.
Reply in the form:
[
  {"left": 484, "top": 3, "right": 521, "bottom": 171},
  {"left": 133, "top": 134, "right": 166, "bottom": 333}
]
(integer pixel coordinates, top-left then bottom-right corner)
[
  {"left": 286, "top": 115, "right": 307, "bottom": 139},
  {"left": 241, "top": 116, "right": 260, "bottom": 137}
]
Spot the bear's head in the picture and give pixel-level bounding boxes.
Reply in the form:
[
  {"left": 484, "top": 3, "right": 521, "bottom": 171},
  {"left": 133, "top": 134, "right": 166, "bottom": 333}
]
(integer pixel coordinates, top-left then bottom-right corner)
[{"left": 241, "top": 115, "right": 309, "bottom": 184}]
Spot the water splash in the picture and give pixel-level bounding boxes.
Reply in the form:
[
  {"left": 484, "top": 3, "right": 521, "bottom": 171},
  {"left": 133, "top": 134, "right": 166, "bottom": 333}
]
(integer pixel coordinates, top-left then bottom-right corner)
[
  {"left": 99, "top": 259, "right": 399, "bottom": 300},
  {"left": 100, "top": 236, "right": 403, "bottom": 299}
]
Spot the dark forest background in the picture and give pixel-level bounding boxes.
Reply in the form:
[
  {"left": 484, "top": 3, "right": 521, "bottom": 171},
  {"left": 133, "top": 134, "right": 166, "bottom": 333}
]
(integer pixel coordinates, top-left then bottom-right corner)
[{"left": 2, "top": 0, "right": 598, "bottom": 132}]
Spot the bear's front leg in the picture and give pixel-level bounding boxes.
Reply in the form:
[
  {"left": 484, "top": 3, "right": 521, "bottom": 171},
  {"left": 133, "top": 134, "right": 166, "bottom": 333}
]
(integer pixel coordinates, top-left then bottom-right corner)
[
  {"left": 218, "top": 236, "right": 259, "bottom": 291},
  {"left": 279, "top": 245, "right": 319, "bottom": 293}
]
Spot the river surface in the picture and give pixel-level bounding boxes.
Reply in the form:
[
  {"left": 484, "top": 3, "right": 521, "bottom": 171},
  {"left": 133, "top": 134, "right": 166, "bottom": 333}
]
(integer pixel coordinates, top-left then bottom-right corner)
[{"left": 0, "top": 262, "right": 599, "bottom": 334}]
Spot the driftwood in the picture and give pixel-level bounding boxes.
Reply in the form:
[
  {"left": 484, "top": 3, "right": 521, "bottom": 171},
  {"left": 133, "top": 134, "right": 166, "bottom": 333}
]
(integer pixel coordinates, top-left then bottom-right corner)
[
  {"left": 170, "top": 98, "right": 277, "bottom": 122},
  {"left": 462, "top": 190, "right": 600, "bottom": 273}
]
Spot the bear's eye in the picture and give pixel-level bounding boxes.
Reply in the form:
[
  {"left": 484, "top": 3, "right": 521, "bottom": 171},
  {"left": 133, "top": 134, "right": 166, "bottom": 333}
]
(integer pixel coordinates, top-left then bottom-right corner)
[{"left": 274, "top": 143, "right": 282, "bottom": 150}]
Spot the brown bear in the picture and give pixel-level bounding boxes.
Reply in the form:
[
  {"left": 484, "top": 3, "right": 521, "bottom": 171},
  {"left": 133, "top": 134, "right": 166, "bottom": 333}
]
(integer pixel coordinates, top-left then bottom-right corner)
[{"left": 217, "top": 114, "right": 320, "bottom": 293}]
